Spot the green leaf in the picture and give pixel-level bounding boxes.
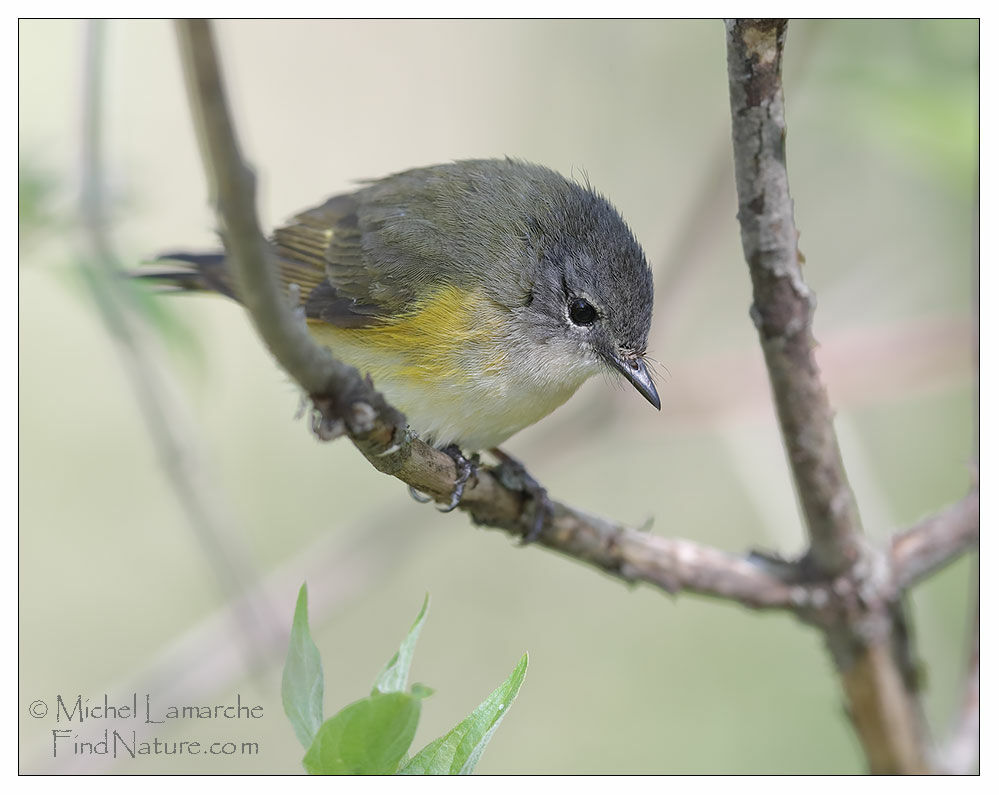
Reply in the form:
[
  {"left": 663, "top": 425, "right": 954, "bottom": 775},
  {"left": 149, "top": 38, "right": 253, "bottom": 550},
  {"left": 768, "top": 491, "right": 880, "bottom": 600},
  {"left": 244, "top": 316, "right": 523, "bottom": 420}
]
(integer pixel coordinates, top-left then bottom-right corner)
[
  {"left": 303, "top": 692, "right": 420, "bottom": 774},
  {"left": 372, "top": 594, "right": 429, "bottom": 695},
  {"left": 400, "top": 653, "right": 528, "bottom": 775},
  {"left": 281, "top": 584, "right": 325, "bottom": 749}
]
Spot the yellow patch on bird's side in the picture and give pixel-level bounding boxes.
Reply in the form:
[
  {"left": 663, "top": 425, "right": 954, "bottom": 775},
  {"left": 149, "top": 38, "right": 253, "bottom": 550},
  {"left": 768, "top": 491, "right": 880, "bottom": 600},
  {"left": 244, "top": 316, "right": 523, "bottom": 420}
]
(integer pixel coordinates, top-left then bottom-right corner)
[
  {"left": 306, "top": 283, "right": 595, "bottom": 449},
  {"left": 306, "top": 285, "right": 508, "bottom": 388}
]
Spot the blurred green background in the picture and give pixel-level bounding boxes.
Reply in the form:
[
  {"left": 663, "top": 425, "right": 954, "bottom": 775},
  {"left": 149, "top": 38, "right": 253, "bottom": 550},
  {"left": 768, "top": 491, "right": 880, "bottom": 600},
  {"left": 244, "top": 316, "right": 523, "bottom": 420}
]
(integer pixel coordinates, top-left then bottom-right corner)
[{"left": 19, "top": 20, "right": 977, "bottom": 773}]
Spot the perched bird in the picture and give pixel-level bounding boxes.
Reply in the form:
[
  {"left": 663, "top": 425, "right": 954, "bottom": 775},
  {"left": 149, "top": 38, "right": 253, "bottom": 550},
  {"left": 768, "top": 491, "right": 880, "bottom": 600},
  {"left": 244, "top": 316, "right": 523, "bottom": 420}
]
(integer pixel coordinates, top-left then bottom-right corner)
[{"left": 150, "top": 158, "right": 659, "bottom": 516}]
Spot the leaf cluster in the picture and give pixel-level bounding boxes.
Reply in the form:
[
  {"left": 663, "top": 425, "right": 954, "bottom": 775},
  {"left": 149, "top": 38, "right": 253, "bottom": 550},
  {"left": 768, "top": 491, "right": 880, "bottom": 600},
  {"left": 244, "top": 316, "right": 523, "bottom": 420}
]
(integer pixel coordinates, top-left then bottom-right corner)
[{"left": 281, "top": 587, "right": 528, "bottom": 775}]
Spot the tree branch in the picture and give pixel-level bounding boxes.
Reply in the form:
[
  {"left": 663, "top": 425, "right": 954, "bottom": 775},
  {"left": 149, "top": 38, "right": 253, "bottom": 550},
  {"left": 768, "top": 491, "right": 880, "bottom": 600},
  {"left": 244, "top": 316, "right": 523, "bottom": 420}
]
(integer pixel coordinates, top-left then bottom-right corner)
[
  {"left": 174, "top": 21, "right": 382, "bottom": 407},
  {"left": 172, "top": 19, "right": 804, "bottom": 611},
  {"left": 725, "top": 18, "right": 864, "bottom": 577},
  {"left": 891, "top": 491, "right": 979, "bottom": 588},
  {"left": 725, "top": 19, "right": 937, "bottom": 774},
  {"left": 172, "top": 20, "right": 976, "bottom": 773}
]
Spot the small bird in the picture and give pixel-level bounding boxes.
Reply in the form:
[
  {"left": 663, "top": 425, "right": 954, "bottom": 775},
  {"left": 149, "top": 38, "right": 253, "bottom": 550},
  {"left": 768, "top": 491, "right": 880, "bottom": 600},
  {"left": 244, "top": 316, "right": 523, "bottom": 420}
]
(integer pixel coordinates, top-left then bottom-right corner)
[{"left": 150, "top": 159, "right": 659, "bottom": 516}]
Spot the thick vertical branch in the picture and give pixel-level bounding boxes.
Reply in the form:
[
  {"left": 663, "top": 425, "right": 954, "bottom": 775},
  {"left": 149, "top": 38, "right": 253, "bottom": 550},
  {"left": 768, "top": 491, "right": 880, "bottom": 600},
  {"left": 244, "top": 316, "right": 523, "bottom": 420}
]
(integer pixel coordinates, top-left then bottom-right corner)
[
  {"left": 725, "top": 19, "right": 863, "bottom": 576},
  {"left": 725, "top": 19, "right": 930, "bottom": 773}
]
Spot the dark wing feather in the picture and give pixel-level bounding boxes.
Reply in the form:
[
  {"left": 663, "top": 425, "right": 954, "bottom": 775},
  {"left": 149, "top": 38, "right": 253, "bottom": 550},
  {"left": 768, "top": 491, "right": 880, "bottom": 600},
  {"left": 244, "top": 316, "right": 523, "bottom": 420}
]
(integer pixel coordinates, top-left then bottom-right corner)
[
  {"left": 271, "top": 194, "right": 386, "bottom": 328},
  {"left": 150, "top": 192, "right": 404, "bottom": 328},
  {"left": 153, "top": 161, "right": 540, "bottom": 326}
]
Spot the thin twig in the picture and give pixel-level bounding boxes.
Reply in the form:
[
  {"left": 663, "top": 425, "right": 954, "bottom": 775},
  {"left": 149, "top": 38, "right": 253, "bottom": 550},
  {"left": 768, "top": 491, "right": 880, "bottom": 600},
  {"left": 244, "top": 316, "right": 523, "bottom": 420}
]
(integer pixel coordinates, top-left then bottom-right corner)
[{"left": 891, "top": 491, "right": 979, "bottom": 588}]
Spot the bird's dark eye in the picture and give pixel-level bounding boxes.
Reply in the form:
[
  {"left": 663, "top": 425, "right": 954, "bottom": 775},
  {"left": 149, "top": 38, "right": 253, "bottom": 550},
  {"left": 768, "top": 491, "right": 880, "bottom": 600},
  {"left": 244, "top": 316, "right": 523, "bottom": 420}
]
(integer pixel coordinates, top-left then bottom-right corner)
[{"left": 568, "top": 298, "right": 598, "bottom": 326}]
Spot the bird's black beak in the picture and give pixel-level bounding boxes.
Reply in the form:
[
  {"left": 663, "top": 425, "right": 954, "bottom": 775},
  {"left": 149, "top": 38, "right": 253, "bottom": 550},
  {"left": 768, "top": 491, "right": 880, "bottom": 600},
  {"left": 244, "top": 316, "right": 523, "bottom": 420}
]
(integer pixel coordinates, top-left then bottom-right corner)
[{"left": 608, "top": 353, "right": 661, "bottom": 411}]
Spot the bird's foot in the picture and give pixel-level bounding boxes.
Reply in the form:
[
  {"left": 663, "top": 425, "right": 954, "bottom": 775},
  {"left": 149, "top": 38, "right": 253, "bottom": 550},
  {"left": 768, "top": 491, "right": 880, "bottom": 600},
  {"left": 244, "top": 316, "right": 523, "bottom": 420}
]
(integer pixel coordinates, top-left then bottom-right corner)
[
  {"left": 490, "top": 448, "right": 553, "bottom": 543},
  {"left": 436, "top": 445, "right": 479, "bottom": 512},
  {"left": 406, "top": 446, "right": 478, "bottom": 509}
]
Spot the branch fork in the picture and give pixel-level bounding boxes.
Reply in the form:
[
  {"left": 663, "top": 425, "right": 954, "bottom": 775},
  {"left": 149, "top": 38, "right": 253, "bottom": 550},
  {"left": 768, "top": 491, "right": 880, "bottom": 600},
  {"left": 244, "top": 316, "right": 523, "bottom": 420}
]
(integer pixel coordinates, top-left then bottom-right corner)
[{"left": 174, "top": 18, "right": 978, "bottom": 774}]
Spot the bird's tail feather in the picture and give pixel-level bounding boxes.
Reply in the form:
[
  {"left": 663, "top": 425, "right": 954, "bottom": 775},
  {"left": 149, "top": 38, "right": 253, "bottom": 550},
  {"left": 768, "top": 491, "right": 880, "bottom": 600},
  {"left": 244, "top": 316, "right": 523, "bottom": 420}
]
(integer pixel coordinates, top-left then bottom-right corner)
[{"left": 134, "top": 251, "right": 239, "bottom": 301}]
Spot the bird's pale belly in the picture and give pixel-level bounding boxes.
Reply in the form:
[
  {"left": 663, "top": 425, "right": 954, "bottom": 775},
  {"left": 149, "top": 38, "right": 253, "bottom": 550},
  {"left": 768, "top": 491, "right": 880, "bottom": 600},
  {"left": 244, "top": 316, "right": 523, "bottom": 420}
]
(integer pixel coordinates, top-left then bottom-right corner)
[
  {"left": 305, "top": 286, "right": 595, "bottom": 450},
  {"left": 372, "top": 369, "right": 584, "bottom": 451}
]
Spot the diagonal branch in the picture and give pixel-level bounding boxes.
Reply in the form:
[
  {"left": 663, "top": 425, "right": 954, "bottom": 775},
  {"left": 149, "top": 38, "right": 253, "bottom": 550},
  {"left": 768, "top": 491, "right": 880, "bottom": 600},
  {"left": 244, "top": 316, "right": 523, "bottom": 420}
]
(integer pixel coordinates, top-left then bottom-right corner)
[
  {"left": 172, "top": 19, "right": 801, "bottom": 611},
  {"left": 891, "top": 490, "right": 979, "bottom": 588},
  {"left": 174, "top": 20, "right": 381, "bottom": 408}
]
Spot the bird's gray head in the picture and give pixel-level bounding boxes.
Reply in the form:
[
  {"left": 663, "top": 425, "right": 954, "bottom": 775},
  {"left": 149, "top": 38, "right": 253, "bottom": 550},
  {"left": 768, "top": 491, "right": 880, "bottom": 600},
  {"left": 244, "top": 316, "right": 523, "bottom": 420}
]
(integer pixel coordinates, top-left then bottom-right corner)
[
  {"left": 509, "top": 167, "right": 660, "bottom": 410},
  {"left": 379, "top": 158, "right": 660, "bottom": 409}
]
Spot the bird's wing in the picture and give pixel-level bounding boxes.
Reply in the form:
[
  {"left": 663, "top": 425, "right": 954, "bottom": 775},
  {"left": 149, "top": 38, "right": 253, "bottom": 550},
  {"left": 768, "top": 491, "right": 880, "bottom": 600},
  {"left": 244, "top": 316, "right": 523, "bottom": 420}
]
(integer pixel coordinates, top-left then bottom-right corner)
[
  {"left": 271, "top": 193, "right": 391, "bottom": 328},
  {"left": 273, "top": 171, "right": 462, "bottom": 329}
]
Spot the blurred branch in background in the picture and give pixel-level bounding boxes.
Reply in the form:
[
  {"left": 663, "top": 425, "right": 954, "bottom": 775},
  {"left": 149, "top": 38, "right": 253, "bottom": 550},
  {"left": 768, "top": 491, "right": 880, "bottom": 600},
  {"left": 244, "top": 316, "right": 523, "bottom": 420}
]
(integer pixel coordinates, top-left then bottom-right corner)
[
  {"left": 36, "top": 498, "right": 427, "bottom": 773},
  {"left": 725, "top": 19, "right": 977, "bottom": 774},
  {"left": 938, "top": 590, "right": 979, "bottom": 775},
  {"left": 76, "top": 20, "right": 282, "bottom": 666}
]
